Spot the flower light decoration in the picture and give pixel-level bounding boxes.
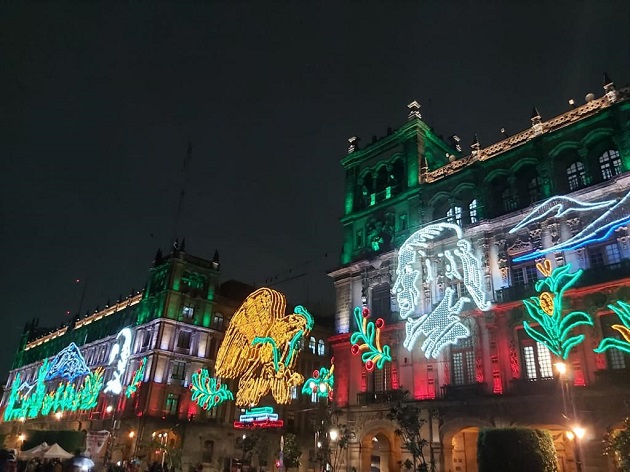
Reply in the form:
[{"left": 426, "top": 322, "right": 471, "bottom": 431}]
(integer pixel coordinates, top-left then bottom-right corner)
[
  {"left": 595, "top": 301, "right": 630, "bottom": 354},
  {"left": 302, "top": 357, "right": 334, "bottom": 401},
  {"left": 125, "top": 357, "right": 147, "bottom": 398},
  {"left": 350, "top": 307, "right": 392, "bottom": 371},
  {"left": 215, "top": 288, "right": 314, "bottom": 406},
  {"left": 522, "top": 260, "right": 594, "bottom": 359},
  {"left": 189, "top": 368, "right": 234, "bottom": 410}
]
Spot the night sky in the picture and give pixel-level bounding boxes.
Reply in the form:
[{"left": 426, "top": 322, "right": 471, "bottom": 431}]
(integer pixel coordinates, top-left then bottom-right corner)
[{"left": 1, "top": 2, "right": 629, "bottom": 375}]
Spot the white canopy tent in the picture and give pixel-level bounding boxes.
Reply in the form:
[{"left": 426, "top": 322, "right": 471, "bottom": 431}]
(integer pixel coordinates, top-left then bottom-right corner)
[
  {"left": 20, "top": 443, "right": 73, "bottom": 460},
  {"left": 20, "top": 443, "right": 49, "bottom": 459},
  {"left": 42, "top": 444, "right": 73, "bottom": 460}
]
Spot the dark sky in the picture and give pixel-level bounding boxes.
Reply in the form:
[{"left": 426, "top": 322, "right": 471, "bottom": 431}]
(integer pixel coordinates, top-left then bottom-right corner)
[{"left": 1, "top": 1, "right": 629, "bottom": 375}]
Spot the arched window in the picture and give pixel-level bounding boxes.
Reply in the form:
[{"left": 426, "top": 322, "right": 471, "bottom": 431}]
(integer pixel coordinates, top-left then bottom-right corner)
[
  {"left": 567, "top": 162, "right": 588, "bottom": 190},
  {"left": 309, "top": 337, "right": 316, "bottom": 354},
  {"left": 599, "top": 150, "right": 622, "bottom": 180},
  {"left": 468, "top": 199, "right": 478, "bottom": 224},
  {"left": 317, "top": 339, "right": 325, "bottom": 356},
  {"left": 446, "top": 206, "right": 463, "bottom": 227}
]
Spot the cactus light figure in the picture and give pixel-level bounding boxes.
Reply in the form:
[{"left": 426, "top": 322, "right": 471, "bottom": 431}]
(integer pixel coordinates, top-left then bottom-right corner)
[{"left": 393, "top": 223, "right": 490, "bottom": 358}]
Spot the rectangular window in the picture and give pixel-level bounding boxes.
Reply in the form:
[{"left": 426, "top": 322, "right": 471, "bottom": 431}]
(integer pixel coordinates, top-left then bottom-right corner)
[
  {"left": 165, "top": 393, "right": 180, "bottom": 416},
  {"left": 385, "top": 186, "right": 392, "bottom": 199},
  {"left": 182, "top": 305, "right": 194, "bottom": 319},
  {"left": 605, "top": 244, "right": 622, "bottom": 265},
  {"left": 452, "top": 334, "right": 475, "bottom": 386},
  {"left": 356, "top": 230, "right": 364, "bottom": 248},
  {"left": 469, "top": 199, "right": 478, "bottom": 224},
  {"left": 589, "top": 250, "right": 605, "bottom": 269},
  {"left": 370, "top": 193, "right": 376, "bottom": 206},
  {"left": 512, "top": 264, "right": 537, "bottom": 287},
  {"left": 371, "top": 284, "right": 392, "bottom": 319},
  {"left": 202, "top": 441, "right": 214, "bottom": 464},
  {"left": 399, "top": 214, "right": 408, "bottom": 231},
  {"left": 171, "top": 361, "right": 186, "bottom": 380},
  {"left": 601, "top": 315, "right": 628, "bottom": 369},
  {"left": 522, "top": 341, "right": 553, "bottom": 380},
  {"left": 177, "top": 331, "right": 191, "bottom": 349}
]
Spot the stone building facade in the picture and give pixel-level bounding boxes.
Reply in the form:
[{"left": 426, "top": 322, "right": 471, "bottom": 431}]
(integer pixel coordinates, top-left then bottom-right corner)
[
  {"left": 0, "top": 247, "right": 332, "bottom": 472},
  {"left": 329, "top": 76, "right": 630, "bottom": 472}
]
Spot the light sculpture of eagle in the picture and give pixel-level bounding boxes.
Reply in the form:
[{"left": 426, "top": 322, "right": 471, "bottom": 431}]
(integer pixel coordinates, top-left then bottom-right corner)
[{"left": 215, "top": 288, "right": 314, "bottom": 406}]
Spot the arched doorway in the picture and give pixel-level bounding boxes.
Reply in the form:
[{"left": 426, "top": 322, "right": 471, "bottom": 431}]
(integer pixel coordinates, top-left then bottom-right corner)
[
  {"left": 451, "top": 427, "right": 479, "bottom": 472},
  {"left": 360, "top": 429, "right": 400, "bottom": 472}
]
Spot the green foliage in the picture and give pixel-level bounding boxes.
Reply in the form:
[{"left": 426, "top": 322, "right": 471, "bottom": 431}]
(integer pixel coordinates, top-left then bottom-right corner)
[
  {"left": 477, "top": 428, "right": 557, "bottom": 472},
  {"left": 314, "top": 403, "right": 350, "bottom": 472},
  {"left": 604, "top": 416, "right": 630, "bottom": 471},
  {"left": 522, "top": 264, "right": 593, "bottom": 359},
  {"left": 387, "top": 398, "right": 428, "bottom": 472},
  {"left": 189, "top": 368, "right": 233, "bottom": 410},
  {"left": 596, "top": 301, "right": 630, "bottom": 355},
  {"left": 281, "top": 433, "right": 302, "bottom": 471},
  {"left": 350, "top": 307, "right": 391, "bottom": 370},
  {"left": 237, "top": 430, "right": 270, "bottom": 466}
]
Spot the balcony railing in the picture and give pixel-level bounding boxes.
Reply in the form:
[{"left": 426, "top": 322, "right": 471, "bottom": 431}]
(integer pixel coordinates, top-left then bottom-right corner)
[
  {"left": 509, "top": 377, "right": 557, "bottom": 396},
  {"left": 494, "top": 261, "right": 630, "bottom": 304},
  {"left": 494, "top": 283, "right": 537, "bottom": 304},
  {"left": 357, "top": 389, "right": 405, "bottom": 405},
  {"left": 441, "top": 383, "right": 487, "bottom": 400}
]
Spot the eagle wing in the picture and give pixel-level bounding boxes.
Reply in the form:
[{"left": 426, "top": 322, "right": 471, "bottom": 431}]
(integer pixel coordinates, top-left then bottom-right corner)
[{"left": 215, "top": 288, "right": 286, "bottom": 379}]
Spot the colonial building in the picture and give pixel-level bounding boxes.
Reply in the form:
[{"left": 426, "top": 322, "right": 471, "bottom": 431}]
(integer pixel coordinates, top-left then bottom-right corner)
[
  {"left": 0, "top": 246, "right": 332, "bottom": 472},
  {"left": 329, "top": 75, "right": 630, "bottom": 472}
]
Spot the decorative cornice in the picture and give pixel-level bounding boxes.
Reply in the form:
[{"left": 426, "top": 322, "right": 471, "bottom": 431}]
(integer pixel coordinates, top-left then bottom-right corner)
[{"left": 425, "top": 85, "right": 630, "bottom": 183}]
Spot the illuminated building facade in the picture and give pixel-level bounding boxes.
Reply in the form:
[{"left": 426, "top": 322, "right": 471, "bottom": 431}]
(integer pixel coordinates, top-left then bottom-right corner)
[
  {"left": 0, "top": 246, "right": 332, "bottom": 471},
  {"left": 330, "top": 77, "right": 630, "bottom": 472}
]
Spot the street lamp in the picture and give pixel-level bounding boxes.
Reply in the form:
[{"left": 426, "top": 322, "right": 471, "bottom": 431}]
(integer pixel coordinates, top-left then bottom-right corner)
[
  {"left": 554, "top": 362, "right": 567, "bottom": 376},
  {"left": 128, "top": 431, "right": 135, "bottom": 439},
  {"left": 573, "top": 426, "right": 585, "bottom": 440},
  {"left": 329, "top": 430, "right": 338, "bottom": 442},
  {"left": 106, "top": 405, "right": 114, "bottom": 414}
]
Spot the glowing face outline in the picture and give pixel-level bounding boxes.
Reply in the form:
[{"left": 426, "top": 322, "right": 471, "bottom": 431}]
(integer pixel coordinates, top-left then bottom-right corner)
[
  {"left": 392, "top": 222, "right": 490, "bottom": 358},
  {"left": 103, "top": 328, "right": 133, "bottom": 395}
]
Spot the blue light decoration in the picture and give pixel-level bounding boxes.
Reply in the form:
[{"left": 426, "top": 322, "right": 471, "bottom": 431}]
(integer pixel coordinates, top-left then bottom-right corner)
[
  {"left": 392, "top": 222, "right": 491, "bottom": 358},
  {"left": 510, "top": 191, "right": 630, "bottom": 262},
  {"left": 234, "top": 406, "right": 283, "bottom": 429},
  {"left": 301, "top": 358, "right": 334, "bottom": 401},
  {"left": 45, "top": 342, "right": 90, "bottom": 381}
]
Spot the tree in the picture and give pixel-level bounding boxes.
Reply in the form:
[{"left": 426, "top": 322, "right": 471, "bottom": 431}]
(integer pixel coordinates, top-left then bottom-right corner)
[
  {"left": 604, "top": 416, "right": 630, "bottom": 471},
  {"left": 387, "top": 399, "right": 429, "bottom": 472},
  {"left": 477, "top": 428, "right": 557, "bottom": 472},
  {"left": 281, "top": 433, "right": 302, "bottom": 472},
  {"left": 314, "top": 403, "right": 350, "bottom": 472},
  {"left": 237, "top": 430, "right": 271, "bottom": 468}
]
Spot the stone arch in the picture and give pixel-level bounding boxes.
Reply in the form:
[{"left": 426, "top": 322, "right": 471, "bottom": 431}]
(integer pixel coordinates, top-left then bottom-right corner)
[
  {"left": 441, "top": 417, "right": 493, "bottom": 472},
  {"left": 582, "top": 127, "right": 615, "bottom": 149},
  {"left": 508, "top": 156, "right": 539, "bottom": 175},
  {"left": 548, "top": 140, "right": 580, "bottom": 160},
  {"left": 359, "top": 421, "right": 403, "bottom": 472}
]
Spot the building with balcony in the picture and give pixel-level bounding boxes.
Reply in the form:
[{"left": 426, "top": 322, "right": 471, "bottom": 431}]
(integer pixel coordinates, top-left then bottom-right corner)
[
  {"left": 329, "top": 75, "right": 630, "bottom": 472},
  {"left": 0, "top": 246, "right": 332, "bottom": 472}
]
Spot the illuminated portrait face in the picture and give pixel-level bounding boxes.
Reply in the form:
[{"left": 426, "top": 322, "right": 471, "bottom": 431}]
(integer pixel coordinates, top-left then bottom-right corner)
[{"left": 392, "top": 223, "right": 490, "bottom": 358}]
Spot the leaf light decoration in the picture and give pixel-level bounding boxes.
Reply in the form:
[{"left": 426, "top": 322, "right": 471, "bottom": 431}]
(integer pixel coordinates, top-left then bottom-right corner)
[
  {"left": 301, "top": 358, "right": 335, "bottom": 400},
  {"left": 189, "top": 368, "right": 234, "bottom": 410},
  {"left": 350, "top": 307, "right": 392, "bottom": 371},
  {"left": 595, "top": 301, "right": 630, "bottom": 354},
  {"left": 125, "top": 357, "right": 147, "bottom": 398},
  {"left": 522, "top": 260, "right": 593, "bottom": 359}
]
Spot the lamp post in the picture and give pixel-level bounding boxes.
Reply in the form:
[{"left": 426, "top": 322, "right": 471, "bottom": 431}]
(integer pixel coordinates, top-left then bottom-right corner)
[{"left": 555, "top": 362, "right": 586, "bottom": 472}]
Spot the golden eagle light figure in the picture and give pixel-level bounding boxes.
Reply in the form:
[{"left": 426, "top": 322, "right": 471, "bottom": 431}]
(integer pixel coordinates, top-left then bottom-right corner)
[{"left": 215, "top": 288, "right": 314, "bottom": 407}]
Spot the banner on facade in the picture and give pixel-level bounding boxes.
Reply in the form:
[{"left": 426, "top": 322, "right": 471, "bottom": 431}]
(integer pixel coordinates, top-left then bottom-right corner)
[{"left": 86, "top": 431, "right": 110, "bottom": 457}]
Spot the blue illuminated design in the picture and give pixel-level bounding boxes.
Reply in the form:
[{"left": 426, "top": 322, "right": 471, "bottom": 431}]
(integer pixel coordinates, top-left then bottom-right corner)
[
  {"left": 45, "top": 342, "right": 90, "bottom": 381},
  {"left": 511, "top": 191, "right": 630, "bottom": 262},
  {"left": 393, "top": 222, "right": 490, "bottom": 358}
]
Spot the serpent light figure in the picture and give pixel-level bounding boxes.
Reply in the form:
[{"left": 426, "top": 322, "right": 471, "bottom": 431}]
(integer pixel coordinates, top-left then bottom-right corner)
[{"left": 393, "top": 223, "right": 490, "bottom": 358}]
